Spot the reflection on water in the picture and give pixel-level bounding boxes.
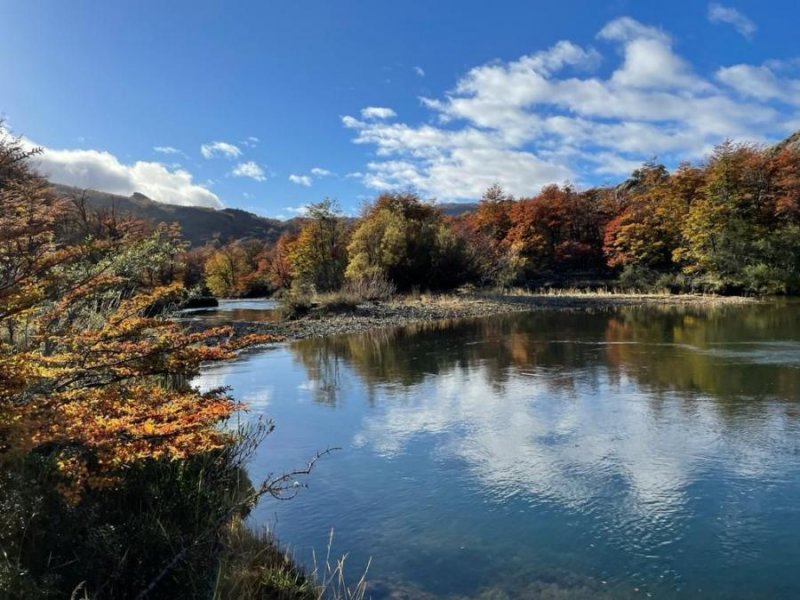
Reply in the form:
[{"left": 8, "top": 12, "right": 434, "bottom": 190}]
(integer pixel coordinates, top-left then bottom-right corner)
[
  {"left": 194, "top": 303, "right": 800, "bottom": 599},
  {"left": 177, "top": 297, "right": 281, "bottom": 325}
]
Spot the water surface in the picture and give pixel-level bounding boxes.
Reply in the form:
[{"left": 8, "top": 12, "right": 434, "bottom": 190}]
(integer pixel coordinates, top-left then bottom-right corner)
[
  {"left": 195, "top": 302, "right": 800, "bottom": 599},
  {"left": 178, "top": 297, "right": 280, "bottom": 325}
]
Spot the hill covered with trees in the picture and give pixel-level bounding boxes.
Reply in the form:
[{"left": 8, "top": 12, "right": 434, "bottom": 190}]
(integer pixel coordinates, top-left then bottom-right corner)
[{"left": 52, "top": 183, "right": 298, "bottom": 247}]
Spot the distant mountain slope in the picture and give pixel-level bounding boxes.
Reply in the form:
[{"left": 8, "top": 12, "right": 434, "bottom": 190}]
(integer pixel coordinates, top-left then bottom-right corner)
[
  {"left": 53, "top": 184, "right": 296, "bottom": 246},
  {"left": 436, "top": 202, "right": 479, "bottom": 217},
  {"left": 52, "top": 183, "right": 482, "bottom": 246}
]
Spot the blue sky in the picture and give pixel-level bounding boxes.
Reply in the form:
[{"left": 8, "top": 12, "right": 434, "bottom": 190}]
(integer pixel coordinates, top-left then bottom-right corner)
[{"left": 1, "top": 1, "right": 798, "bottom": 217}]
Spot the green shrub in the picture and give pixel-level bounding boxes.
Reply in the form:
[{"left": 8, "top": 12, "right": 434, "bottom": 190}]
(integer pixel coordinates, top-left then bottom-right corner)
[{"left": 617, "top": 264, "right": 660, "bottom": 292}]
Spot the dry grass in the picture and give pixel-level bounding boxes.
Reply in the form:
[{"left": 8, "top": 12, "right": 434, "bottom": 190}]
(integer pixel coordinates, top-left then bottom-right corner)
[
  {"left": 310, "top": 530, "right": 370, "bottom": 600},
  {"left": 488, "top": 286, "right": 757, "bottom": 303},
  {"left": 393, "top": 287, "right": 756, "bottom": 310}
]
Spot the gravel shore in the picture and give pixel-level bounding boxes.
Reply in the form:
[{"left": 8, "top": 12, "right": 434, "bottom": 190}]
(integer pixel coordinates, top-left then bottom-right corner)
[{"left": 185, "top": 292, "right": 754, "bottom": 343}]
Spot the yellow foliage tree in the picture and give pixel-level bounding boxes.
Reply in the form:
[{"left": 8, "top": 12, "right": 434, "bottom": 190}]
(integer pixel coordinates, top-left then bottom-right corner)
[{"left": 204, "top": 244, "right": 250, "bottom": 297}]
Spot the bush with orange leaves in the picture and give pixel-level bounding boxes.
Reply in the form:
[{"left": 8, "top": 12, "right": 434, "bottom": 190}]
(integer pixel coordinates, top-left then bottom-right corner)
[{"left": 0, "top": 129, "right": 272, "bottom": 501}]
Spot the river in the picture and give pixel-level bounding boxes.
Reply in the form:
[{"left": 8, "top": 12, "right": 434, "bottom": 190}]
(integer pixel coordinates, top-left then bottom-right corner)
[{"left": 193, "top": 301, "right": 800, "bottom": 599}]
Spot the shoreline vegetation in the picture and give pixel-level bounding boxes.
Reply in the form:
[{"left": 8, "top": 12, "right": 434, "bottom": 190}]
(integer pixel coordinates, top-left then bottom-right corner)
[
  {"left": 190, "top": 289, "right": 756, "bottom": 344},
  {"left": 0, "top": 129, "right": 366, "bottom": 600}
]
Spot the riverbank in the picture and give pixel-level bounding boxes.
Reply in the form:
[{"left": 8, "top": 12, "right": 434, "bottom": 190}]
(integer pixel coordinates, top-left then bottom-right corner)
[{"left": 188, "top": 291, "right": 755, "bottom": 343}]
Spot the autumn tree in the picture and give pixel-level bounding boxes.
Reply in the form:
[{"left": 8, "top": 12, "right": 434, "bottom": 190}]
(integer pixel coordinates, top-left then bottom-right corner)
[
  {"left": 237, "top": 238, "right": 272, "bottom": 296},
  {"left": 603, "top": 162, "right": 699, "bottom": 271},
  {"left": 182, "top": 243, "right": 216, "bottom": 289},
  {"left": 470, "top": 184, "right": 514, "bottom": 243},
  {"left": 265, "top": 231, "right": 296, "bottom": 290},
  {"left": 674, "top": 142, "right": 800, "bottom": 293},
  {"left": 345, "top": 192, "right": 469, "bottom": 290},
  {"left": 504, "top": 184, "right": 604, "bottom": 280},
  {"left": 204, "top": 243, "right": 250, "bottom": 297},
  {"left": 0, "top": 128, "right": 267, "bottom": 498},
  {"left": 288, "top": 199, "right": 349, "bottom": 293},
  {"left": 458, "top": 185, "right": 516, "bottom": 286}
]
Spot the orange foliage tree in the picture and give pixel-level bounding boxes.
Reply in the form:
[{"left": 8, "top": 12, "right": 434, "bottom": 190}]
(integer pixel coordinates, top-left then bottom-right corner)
[
  {"left": 603, "top": 163, "right": 698, "bottom": 270},
  {"left": 265, "top": 231, "right": 296, "bottom": 290},
  {"left": 504, "top": 184, "right": 604, "bottom": 278},
  {"left": 0, "top": 130, "right": 269, "bottom": 498},
  {"left": 457, "top": 185, "right": 516, "bottom": 286}
]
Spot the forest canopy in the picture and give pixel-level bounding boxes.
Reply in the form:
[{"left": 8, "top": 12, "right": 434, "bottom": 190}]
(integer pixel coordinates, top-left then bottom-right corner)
[{"left": 196, "top": 140, "right": 800, "bottom": 297}]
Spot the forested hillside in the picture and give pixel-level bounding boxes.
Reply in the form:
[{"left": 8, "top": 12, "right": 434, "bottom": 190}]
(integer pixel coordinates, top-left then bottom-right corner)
[{"left": 52, "top": 184, "right": 297, "bottom": 246}]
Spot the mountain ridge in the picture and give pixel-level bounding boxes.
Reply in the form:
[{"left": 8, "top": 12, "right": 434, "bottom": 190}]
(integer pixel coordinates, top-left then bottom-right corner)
[
  {"left": 51, "top": 183, "right": 478, "bottom": 246},
  {"left": 52, "top": 184, "right": 297, "bottom": 246}
]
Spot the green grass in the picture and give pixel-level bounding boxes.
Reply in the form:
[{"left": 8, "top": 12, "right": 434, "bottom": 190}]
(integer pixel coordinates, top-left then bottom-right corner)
[{"left": 213, "top": 525, "right": 369, "bottom": 600}]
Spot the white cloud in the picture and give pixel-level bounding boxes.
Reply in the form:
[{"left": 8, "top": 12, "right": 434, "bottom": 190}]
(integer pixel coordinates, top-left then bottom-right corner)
[
  {"left": 341, "top": 17, "right": 797, "bottom": 200},
  {"left": 23, "top": 138, "right": 222, "bottom": 208},
  {"left": 708, "top": 3, "right": 756, "bottom": 39},
  {"left": 153, "top": 145, "right": 182, "bottom": 155},
  {"left": 414, "top": 66, "right": 425, "bottom": 77},
  {"left": 272, "top": 204, "right": 311, "bottom": 219},
  {"left": 360, "top": 106, "right": 397, "bottom": 120},
  {"left": 288, "top": 167, "right": 335, "bottom": 187},
  {"left": 200, "top": 140, "right": 242, "bottom": 159},
  {"left": 241, "top": 136, "right": 260, "bottom": 148},
  {"left": 588, "top": 151, "right": 649, "bottom": 176},
  {"left": 717, "top": 63, "right": 800, "bottom": 104},
  {"left": 310, "top": 167, "right": 334, "bottom": 177},
  {"left": 231, "top": 161, "right": 267, "bottom": 182},
  {"left": 599, "top": 18, "right": 705, "bottom": 91},
  {"left": 597, "top": 16, "right": 669, "bottom": 44}
]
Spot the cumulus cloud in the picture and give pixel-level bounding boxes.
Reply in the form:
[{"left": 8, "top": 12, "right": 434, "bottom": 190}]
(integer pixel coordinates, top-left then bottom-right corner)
[
  {"left": 360, "top": 106, "right": 397, "bottom": 120},
  {"left": 231, "top": 161, "right": 267, "bottom": 182},
  {"left": 341, "top": 16, "right": 796, "bottom": 200},
  {"left": 708, "top": 3, "right": 756, "bottom": 39},
  {"left": 288, "top": 174, "right": 312, "bottom": 187},
  {"left": 598, "top": 17, "right": 705, "bottom": 91},
  {"left": 200, "top": 140, "right": 242, "bottom": 159},
  {"left": 22, "top": 138, "right": 222, "bottom": 208}
]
